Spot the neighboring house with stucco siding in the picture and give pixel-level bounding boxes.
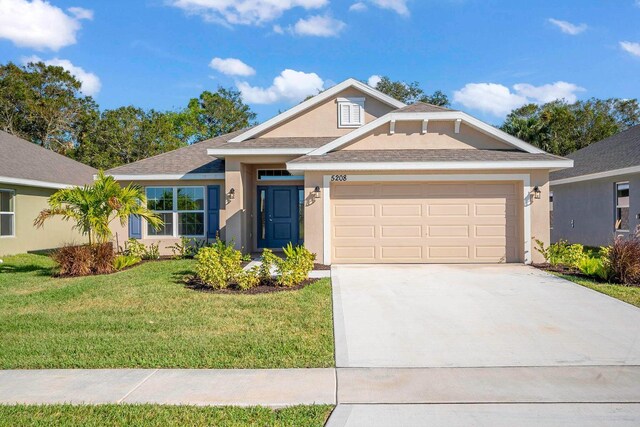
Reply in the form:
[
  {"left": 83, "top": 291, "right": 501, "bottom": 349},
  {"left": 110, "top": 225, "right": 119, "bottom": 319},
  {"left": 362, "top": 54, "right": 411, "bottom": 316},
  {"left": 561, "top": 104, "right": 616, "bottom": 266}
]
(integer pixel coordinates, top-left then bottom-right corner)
[
  {"left": 0, "top": 131, "right": 97, "bottom": 256},
  {"left": 106, "top": 78, "right": 571, "bottom": 265},
  {"left": 550, "top": 125, "right": 640, "bottom": 247}
]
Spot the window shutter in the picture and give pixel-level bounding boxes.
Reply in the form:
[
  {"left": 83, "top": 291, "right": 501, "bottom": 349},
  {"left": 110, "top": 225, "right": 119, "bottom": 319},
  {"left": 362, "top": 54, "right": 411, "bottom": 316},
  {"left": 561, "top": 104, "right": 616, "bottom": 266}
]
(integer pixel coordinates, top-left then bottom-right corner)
[
  {"left": 129, "top": 214, "right": 142, "bottom": 239},
  {"left": 340, "top": 104, "right": 350, "bottom": 125},
  {"left": 207, "top": 185, "right": 220, "bottom": 239},
  {"left": 351, "top": 104, "right": 361, "bottom": 124}
]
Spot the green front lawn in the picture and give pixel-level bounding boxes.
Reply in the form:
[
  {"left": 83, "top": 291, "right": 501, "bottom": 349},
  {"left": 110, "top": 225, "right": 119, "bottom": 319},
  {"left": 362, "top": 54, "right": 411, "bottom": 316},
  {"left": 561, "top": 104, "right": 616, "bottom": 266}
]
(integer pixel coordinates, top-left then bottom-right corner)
[
  {"left": 556, "top": 273, "right": 640, "bottom": 308},
  {"left": 0, "top": 404, "right": 334, "bottom": 427},
  {"left": 0, "top": 254, "right": 334, "bottom": 369}
]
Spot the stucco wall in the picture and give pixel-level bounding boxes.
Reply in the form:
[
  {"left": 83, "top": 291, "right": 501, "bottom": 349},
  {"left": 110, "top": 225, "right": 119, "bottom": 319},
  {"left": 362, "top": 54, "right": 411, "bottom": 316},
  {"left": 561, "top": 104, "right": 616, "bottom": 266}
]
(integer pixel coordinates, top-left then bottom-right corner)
[
  {"left": 551, "top": 173, "right": 639, "bottom": 247},
  {"left": 259, "top": 88, "right": 395, "bottom": 138},
  {"left": 304, "top": 169, "right": 550, "bottom": 265},
  {"left": 0, "top": 184, "right": 89, "bottom": 256},
  {"left": 344, "top": 121, "right": 513, "bottom": 151}
]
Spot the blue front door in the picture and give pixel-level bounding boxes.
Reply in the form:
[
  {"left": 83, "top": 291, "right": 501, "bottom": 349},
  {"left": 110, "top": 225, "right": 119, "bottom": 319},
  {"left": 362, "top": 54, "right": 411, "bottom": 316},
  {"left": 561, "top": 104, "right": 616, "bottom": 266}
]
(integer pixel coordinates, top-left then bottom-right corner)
[{"left": 258, "top": 186, "right": 303, "bottom": 248}]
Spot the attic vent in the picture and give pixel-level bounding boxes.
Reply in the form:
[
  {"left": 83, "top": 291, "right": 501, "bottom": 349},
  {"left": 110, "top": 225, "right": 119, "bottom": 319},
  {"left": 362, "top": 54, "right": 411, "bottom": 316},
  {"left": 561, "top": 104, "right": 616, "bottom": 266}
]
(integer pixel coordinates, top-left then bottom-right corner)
[{"left": 337, "top": 97, "right": 364, "bottom": 128}]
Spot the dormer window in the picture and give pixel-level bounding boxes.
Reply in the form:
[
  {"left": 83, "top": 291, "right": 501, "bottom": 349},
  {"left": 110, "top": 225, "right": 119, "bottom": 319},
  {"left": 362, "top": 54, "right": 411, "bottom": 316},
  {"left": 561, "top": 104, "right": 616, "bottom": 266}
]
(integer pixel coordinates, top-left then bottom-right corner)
[{"left": 337, "top": 97, "right": 365, "bottom": 128}]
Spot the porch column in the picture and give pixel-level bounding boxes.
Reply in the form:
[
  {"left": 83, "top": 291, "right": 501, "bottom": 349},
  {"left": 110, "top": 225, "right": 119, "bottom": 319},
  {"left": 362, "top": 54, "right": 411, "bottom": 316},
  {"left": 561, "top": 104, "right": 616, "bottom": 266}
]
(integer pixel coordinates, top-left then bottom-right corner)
[{"left": 224, "top": 158, "right": 248, "bottom": 252}]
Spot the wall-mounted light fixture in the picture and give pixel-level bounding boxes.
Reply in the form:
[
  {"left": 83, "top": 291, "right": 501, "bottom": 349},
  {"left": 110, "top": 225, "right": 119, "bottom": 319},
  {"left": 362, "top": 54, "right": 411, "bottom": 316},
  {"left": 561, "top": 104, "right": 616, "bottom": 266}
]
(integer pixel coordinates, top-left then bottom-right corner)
[
  {"left": 313, "top": 186, "right": 321, "bottom": 198},
  {"left": 228, "top": 188, "right": 235, "bottom": 199},
  {"left": 533, "top": 186, "right": 541, "bottom": 199}
]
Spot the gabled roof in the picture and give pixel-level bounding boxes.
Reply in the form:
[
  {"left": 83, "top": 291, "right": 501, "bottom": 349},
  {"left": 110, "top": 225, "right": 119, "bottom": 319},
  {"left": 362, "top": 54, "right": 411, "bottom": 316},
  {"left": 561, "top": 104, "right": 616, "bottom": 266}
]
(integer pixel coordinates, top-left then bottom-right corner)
[
  {"left": 308, "top": 110, "right": 547, "bottom": 156},
  {"left": 287, "top": 149, "right": 572, "bottom": 171},
  {"left": 394, "top": 101, "right": 457, "bottom": 113},
  {"left": 0, "top": 131, "right": 96, "bottom": 189},
  {"left": 550, "top": 125, "right": 640, "bottom": 184},
  {"left": 228, "top": 78, "right": 406, "bottom": 143},
  {"left": 105, "top": 129, "right": 246, "bottom": 179}
]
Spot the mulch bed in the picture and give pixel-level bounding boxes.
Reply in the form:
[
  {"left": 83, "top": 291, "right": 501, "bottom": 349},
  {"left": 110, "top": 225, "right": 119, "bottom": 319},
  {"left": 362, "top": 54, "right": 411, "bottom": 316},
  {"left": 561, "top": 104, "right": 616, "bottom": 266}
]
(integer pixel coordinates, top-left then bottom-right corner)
[
  {"left": 183, "top": 276, "right": 320, "bottom": 294},
  {"left": 532, "top": 263, "right": 611, "bottom": 283},
  {"left": 313, "top": 263, "right": 331, "bottom": 271}
]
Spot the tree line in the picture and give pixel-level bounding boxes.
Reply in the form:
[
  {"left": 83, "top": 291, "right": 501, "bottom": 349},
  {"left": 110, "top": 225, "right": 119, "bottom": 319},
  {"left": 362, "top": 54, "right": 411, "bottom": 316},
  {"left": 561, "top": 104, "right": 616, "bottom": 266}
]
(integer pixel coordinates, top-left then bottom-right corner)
[{"left": 1, "top": 62, "right": 638, "bottom": 170}]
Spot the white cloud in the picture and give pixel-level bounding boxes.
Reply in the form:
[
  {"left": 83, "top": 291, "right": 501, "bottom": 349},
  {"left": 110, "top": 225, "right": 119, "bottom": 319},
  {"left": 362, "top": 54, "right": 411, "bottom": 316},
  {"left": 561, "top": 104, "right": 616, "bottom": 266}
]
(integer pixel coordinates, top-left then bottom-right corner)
[
  {"left": 367, "top": 74, "right": 382, "bottom": 87},
  {"left": 237, "top": 69, "right": 324, "bottom": 104},
  {"left": 209, "top": 57, "right": 255, "bottom": 76},
  {"left": 273, "top": 24, "right": 284, "bottom": 34},
  {"left": 67, "top": 6, "right": 93, "bottom": 20},
  {"left": 620, "top": 41, "right": 640, "bottom": 57},
  {"left": 292, "top": 14, "right": 346, "bottom": 37},
  {"left": 370, "top": 0, "right": 409, "bottom": 16},
  {"left": 548, "top": 18, "right": 587, "bottom": 35},
  {"left": 22, "top": 56, "right": 101, "bottom": 96},
  {"left": 513, "top": 82, "right": 584, "bottom": 104},
  {"left": 349, "top": 2, "right": 367, "bottom": 12},
  {"left": 0, "top": 0, "right": 93, "bottom": 51},
  {"left": 453, "top": 81, "right": 585, "bottom": 117},
  {"left": 168, "top": 0, "right": 327, "bottom": 26}
]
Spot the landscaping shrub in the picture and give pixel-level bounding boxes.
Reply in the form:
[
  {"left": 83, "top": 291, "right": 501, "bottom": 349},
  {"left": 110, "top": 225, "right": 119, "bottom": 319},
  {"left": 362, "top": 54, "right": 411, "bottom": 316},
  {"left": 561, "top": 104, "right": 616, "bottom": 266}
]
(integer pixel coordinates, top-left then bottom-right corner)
[
  {"left": 167, "top": 237, "right": 205, "bottom": 259},
  {"left": 276, "top": 243, "right": 315, "bottom": 287},
  {"left": 577, "top": 256, "right": 610, "bottom": 281},
  {"left": 52, "top": 243, "right": 115, "bottom": 276},
  {"left": 607, "top": 235, "right": 640, "bottom": 285},
  {"left": 113, "top": 254, "right": 141, "bottom": 271},
  {"left": 259, "top": 248, "right": 279, "bottom": 282},
  {"left": 535, "top": 239, "right": 585, "bottom": 267},
  {"left": 194, "top": 238, "right": 244, "bottom": 289},
  {"left": 236, "top": 267, "right": 261, "bottom": 290},
  {"left": 123, "top": 239, "right": 160, "bottom": 260}
]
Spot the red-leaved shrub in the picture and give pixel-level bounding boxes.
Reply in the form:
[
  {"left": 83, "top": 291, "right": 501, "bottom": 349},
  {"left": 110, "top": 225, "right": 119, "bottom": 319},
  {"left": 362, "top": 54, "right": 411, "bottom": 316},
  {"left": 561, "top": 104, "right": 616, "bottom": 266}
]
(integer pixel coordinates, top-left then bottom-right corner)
[
  {"left": 607, "top": 234, "right": 640, "bottom": 285},
  {"left": 52, "top": 243, "right": 115, "bottom": 277}
]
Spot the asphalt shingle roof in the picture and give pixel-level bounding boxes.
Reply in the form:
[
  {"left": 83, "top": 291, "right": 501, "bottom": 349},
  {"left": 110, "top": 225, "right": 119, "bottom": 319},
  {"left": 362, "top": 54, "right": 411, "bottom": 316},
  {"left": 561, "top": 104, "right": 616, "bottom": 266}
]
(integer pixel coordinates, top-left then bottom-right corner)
[
  {"left": 394, "top": 102, "right": 457, "bottom": 113},
  {"left": 0, "top": 131, "right": 96, "bottom": 186},
  {"left": 106, "top": 129, "right": 246, "bottom": 176},
  {"left": 289, "top": 149, "right": 566, "bottom": 164},
  {"left": 550, "top": 125, "right": 640, "bottom": 181}
]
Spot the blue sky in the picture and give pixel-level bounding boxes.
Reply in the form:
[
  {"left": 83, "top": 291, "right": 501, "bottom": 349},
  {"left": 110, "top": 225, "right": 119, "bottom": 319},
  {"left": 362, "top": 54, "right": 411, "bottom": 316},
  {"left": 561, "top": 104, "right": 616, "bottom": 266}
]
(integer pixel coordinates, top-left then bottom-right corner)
[{"left": 0, "top": 0, "right": 639, "bottom": 125}]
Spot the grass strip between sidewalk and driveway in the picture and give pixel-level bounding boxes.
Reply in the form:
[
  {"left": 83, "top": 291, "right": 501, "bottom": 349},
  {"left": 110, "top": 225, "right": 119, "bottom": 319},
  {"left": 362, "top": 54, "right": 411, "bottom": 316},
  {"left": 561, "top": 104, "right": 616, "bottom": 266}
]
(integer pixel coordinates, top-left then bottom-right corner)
[
  {"left": 555, "top": 273, "right": 640, "bottom": 308},
  {"left": 0, "top": 253, "right": 334, "bottom": 369},
  {"left": 0, "top": 404, "right": 334, "bottom": 427}
]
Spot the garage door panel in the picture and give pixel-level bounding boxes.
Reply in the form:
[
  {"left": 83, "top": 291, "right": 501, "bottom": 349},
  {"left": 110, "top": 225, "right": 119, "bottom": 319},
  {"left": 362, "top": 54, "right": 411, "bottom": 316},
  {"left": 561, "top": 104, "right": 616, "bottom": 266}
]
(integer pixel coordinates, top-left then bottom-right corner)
[
  {"left": 381, "top": 204, "right": 422, "bottom": 217},
  {"left": 381, "top": 225, "right": 423, "bottom": 238},
  {"left": 334, "top": 225, "right": 375, "bottom": 238},
  {"left": 331, "top": 181, "right": 522, "bottom": 264}
]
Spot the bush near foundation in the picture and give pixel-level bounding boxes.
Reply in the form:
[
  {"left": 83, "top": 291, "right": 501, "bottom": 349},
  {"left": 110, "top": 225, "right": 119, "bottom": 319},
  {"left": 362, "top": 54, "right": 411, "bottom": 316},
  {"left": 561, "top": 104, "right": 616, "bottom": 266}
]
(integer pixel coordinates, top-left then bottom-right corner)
[{"left": 52, "top": 243, "right": 115, "bottom": 276}]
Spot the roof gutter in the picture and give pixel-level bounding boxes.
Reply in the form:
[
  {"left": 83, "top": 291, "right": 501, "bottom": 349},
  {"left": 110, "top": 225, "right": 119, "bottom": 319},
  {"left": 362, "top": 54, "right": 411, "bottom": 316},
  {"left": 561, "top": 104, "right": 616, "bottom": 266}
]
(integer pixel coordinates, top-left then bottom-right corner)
[
  {"left": 550, "top": 165, "right": 640, "bottom": 186},
  {"left": 0, "top": 175, "right": 75, "bottom": 189},
  {"left": 286, "top": 159, "right": 574, "bottom": 172},
  {"left": 207, "top": 148, "right": 315, "bottom": 157},
  {"left": 104, "top": 173, "right": 225, "bottom": 181}
]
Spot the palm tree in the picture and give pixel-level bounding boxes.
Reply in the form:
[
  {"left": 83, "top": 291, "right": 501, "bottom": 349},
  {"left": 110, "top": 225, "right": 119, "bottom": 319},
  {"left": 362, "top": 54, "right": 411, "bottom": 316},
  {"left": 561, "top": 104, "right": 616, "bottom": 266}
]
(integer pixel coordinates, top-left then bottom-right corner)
[{"left": 34, "top": 171, "right": 162, "bottom": 245}]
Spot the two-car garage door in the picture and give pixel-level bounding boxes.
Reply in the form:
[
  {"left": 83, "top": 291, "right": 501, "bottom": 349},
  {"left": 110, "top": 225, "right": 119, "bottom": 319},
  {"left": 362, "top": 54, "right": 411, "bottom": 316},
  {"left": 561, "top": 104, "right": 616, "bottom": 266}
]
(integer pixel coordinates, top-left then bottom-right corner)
[{"left": 331, "top": 181, "right": 522, "bottom": 264}]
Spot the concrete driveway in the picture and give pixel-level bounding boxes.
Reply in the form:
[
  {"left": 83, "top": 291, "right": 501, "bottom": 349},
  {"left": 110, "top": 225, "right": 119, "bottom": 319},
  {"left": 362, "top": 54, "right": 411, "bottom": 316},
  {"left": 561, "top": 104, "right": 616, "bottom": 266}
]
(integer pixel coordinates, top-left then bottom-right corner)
[{"left": 332, "top": 264, "right": 640, "bottom": 368}]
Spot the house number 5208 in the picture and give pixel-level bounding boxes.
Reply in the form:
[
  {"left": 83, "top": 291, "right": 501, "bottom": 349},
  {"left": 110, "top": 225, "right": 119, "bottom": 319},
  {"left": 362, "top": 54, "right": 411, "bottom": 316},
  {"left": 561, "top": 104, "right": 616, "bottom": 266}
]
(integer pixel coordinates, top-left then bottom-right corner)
[{"left": 331, "top": 175, "right": 347, "bottom": 182}]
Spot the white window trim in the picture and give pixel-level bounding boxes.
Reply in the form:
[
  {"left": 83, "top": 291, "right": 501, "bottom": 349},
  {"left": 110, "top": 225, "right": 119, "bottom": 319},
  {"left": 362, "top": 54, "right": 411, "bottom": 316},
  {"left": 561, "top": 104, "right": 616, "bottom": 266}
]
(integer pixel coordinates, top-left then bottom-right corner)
[
  {"left": 322, "top": 174, "right": 533, "bottom": 265},
  {"left": 337, "top": 97, "right": 365, "bottom": 128},
  {"left": 143, "top": 186, "right": 207, "bottom": 239},
  {"left": 0, "top": 189, "right": 15, "bottom": 238},
  {"left": 615, "top": 181, "right": 630, "bottom": 233}
]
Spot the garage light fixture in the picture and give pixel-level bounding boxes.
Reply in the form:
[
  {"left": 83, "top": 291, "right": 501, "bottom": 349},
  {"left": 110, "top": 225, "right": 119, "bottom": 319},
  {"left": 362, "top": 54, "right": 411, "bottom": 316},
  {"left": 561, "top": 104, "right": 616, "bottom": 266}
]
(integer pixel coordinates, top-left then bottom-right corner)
[
  {"left": 313, "top": 186, "right": 321, "bottom": 198},
  {"left": 533, "top": 186, "right": 541, "bottom": 199},
  {"left": 228, "top": 188, "right": 235, "bottom": 199}
]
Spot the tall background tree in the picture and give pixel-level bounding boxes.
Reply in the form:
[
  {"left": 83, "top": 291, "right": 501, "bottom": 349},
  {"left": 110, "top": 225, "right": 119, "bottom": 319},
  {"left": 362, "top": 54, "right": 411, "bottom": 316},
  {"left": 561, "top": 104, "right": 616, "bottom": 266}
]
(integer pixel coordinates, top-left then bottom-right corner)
[
  {"left": 0, "top": 61, "right": 256, "bottom": 169},
  {"left": 501, "top": 98, "right": 640, "bottom": 156},
  {"left": 0, "top": 61, "right": 97, "bottom": 154},
  {"left": 373, "top": 76, "right": 450, "bottom": 107}
]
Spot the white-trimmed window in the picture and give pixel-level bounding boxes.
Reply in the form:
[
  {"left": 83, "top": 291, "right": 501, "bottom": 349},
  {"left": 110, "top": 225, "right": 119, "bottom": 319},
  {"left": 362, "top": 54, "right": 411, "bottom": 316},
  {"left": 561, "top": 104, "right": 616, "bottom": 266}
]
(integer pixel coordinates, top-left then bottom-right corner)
[
  {"left": 615, "top": 182, "right": 630, "bottom": 232},
  {"left": 337, "top": 97, "right": 365, "bottom": 128},
  {"left": 145, "top": 186, "right": 205, "bottom": 237},
  {"left": 549, "top": 191, "right": 554, "bottom": 229},
  {"left": 0, "top": 189, "right": 15, "bottom": 237}
]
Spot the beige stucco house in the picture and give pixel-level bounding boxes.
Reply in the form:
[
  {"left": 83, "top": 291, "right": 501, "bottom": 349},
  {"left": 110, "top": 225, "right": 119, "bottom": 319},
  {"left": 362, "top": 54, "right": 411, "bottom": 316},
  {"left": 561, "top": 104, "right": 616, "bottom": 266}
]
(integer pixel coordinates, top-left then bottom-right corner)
[
  {"left": 106, "top": 79, "right": 572, "bottom": 264},
  {"left": 0, "top": 131, "right": 97, "bottom": 256}
]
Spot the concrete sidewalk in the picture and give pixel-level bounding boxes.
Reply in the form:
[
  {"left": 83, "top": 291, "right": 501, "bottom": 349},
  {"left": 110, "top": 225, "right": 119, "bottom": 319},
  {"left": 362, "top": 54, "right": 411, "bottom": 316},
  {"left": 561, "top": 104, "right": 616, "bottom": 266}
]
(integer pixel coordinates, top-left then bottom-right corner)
[{"left": 0, "top": 369, "right": 336, "bottom": 407}]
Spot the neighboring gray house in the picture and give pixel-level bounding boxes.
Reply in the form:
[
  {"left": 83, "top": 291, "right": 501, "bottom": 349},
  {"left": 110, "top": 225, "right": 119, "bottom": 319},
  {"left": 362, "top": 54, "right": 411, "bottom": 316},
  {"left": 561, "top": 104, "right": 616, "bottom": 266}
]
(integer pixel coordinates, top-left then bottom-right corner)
[{"left": 550, "top": 125, "right": 640, "bottom": 246}]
